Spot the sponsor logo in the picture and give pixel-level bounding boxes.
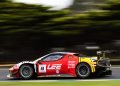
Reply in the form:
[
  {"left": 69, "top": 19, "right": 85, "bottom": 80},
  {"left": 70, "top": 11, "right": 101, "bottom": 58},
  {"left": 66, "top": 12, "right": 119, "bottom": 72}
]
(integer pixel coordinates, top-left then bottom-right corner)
[
  {"left": 68, "top": 61, "right": 75, "bottom": 68},
  {"left": 39, "top": 64, "right": 62, "bottom": 73},
  {"left": 68, "top": 64, "right": 75, "bottom": 68},
  {"left": 47, "top": 64, "right": 62, "bottom": 70},
  {"left": 68, "top": 61, "right": 75, "bottom": 63},
  {"left": 56, "top": 70, "right": 60, "bottom": 74}
]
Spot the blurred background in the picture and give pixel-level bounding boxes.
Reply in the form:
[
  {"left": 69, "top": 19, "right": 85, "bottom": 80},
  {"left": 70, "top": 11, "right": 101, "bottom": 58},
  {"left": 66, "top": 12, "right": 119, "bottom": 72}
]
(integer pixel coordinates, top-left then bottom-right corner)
[{"left": 0, "top": 0, "right": 120, "bottom": 64}]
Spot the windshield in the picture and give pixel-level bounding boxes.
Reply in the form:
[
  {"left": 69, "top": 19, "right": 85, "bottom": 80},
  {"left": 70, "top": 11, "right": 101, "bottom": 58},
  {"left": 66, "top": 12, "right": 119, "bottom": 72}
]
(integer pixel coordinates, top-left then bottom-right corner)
[
  {"left": 33, "top": 53, "right": 64, "bottom": 62},
  {"left": 41, "top": 54, "right": 64, "bottom": 61},
  {"left": 33, "top": 53, "right": 50, "bottom": 63}
]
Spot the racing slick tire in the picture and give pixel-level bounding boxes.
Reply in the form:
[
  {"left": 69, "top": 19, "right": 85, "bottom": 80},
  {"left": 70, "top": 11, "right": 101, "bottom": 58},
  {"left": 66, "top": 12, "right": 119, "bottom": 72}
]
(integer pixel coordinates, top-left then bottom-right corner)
[
  {"left": 19, "top": 64, "right": 34, "bottom": 79},
  {"left": 76, "top": 63, "right": 91, "bottom": 79}
]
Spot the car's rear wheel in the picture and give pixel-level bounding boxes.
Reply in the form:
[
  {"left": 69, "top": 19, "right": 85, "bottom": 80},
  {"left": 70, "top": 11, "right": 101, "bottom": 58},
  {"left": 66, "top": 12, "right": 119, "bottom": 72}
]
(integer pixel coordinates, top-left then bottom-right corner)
[
  {"left": 76, "top": 63, "right": 91, "bottom": 79},
  {"left": 19, "top": 64, "right": 34, "bottom": 79}
]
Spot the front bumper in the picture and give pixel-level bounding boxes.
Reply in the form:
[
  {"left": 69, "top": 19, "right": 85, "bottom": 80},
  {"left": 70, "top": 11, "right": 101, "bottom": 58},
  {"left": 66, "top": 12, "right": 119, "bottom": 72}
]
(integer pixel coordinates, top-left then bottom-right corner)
[
  {"left": 7, "top": 72, "right": 19, "bottom": 78},
  {"left": 7, "top": 69, "right": 19, "bottom": 78},
  {"left": 7, "top": 74, "right": 14, "bottom": 78}
]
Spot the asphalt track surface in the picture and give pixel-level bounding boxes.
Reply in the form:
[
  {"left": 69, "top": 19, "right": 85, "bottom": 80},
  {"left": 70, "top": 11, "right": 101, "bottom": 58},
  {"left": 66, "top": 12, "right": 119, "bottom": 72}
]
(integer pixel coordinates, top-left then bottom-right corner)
[{"left": 0, "top": 67, "right": 120, "bottom": 81}]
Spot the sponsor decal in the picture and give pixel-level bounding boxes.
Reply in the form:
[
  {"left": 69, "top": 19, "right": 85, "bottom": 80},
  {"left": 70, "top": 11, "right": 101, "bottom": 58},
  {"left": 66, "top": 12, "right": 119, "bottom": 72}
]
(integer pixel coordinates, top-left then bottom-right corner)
[
  {"left": 39, "top": 64, "right": 62, "bottom": 73},
  {"left": 68, "top": 61, "right": 75, "bottom": 64},
  {"left": 47, "top": 64, "right": 62, "bottom": 70},
  {"left": 68, "top": 61, "right": 75, "bottom": 68},
  {"left": 68, "top": 64, "right": 75, "bottom": 68},
  {"left": 56, "top": 70, "right": 60, "bottom": 74}
]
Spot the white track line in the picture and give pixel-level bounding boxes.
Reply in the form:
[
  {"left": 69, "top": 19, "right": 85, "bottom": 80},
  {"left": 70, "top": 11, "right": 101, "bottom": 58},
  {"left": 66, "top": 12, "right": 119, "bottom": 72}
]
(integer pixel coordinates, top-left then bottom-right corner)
[{"left": 0, "top": 79, "right": 120, "bottom": 82}]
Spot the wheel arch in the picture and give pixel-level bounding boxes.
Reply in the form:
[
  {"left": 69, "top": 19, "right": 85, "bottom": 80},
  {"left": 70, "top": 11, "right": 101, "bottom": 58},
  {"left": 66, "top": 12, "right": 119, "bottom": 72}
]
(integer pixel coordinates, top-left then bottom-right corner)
[
  {"left": 75, "top": 62, "right": 93, "bottom": 73},
  {"left": 19, "top": 63, "right": 37, "bottom": 73},
  {"left": 75, "top": 62, "right": 92, "bottom": 78}
]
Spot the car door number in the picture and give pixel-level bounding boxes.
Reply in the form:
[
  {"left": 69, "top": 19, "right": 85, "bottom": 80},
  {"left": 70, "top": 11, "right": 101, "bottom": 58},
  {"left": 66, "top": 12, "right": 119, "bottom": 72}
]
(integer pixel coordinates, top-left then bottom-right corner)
[{"left": 39, "top": 65, "right": 46, "bottom": 73}]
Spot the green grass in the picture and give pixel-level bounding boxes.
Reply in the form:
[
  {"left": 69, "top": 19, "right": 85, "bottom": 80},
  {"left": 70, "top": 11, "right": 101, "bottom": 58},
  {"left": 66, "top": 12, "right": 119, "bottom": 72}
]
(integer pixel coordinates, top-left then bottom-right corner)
[{"left": 0, "top": 80, "right": 120, "bottom": 86}]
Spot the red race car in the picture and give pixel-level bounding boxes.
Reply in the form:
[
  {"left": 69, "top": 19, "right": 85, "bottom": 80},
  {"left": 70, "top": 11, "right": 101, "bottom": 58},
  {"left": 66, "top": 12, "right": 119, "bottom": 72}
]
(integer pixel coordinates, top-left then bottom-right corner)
[{"left": 7, "top": 52, "right": 112, "bottom": 79}]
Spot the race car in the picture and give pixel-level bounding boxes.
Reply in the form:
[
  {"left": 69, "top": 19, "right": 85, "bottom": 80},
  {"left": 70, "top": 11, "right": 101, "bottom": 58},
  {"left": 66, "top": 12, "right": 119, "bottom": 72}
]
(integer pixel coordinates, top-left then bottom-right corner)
[{"left": 7, "top": 51, "right": 112, "bottom": 79}]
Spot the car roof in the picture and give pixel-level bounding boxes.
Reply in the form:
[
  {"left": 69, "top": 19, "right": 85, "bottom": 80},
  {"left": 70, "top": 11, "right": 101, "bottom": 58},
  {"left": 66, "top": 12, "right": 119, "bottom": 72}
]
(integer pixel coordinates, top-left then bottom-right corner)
[
  {"left": 50, "top": 52, "right": 78, "bottom": 55},
  {"left": 34, "top": 52, "right": 79, "bottom": 63}
]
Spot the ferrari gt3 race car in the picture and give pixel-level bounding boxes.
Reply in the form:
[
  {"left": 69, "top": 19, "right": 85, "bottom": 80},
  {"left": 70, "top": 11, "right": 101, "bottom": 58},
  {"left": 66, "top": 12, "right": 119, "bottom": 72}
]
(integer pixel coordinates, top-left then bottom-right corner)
[{"left": 7, "top": 51, "right": 112, "bottom": 79}]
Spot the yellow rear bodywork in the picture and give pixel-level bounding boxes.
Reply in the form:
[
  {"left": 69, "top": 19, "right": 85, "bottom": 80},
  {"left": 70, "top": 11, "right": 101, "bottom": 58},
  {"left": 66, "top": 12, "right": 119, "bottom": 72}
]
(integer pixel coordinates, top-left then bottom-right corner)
[{"left": 79, "top": 57, "right": 97, "bottom": 73}]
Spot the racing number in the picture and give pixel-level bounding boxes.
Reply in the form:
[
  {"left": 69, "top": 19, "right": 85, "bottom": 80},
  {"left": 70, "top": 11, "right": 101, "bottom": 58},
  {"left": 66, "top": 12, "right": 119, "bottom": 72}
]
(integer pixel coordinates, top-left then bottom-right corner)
[
  {"left": 41, "top": 67, "right": 44, "bottom": 70},
  {"left": 39, "top": 65, "right": 46, "bottom": 73}
]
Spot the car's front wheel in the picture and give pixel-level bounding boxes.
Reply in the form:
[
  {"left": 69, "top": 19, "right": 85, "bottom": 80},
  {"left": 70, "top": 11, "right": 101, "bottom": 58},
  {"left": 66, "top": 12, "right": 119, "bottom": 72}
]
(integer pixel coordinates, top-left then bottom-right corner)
[
  {"left": 19, "top": 64, "right": 34, "bottom": 79},
  {"left": 76, "top": 63, "right": 91, "bottom": 79}
]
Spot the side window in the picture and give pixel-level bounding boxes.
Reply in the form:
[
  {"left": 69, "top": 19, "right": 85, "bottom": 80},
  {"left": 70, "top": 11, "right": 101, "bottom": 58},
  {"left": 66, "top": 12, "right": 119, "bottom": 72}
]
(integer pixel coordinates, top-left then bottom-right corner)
[{"left": 41, "top": 54, "right": 63, "bottom": 61}]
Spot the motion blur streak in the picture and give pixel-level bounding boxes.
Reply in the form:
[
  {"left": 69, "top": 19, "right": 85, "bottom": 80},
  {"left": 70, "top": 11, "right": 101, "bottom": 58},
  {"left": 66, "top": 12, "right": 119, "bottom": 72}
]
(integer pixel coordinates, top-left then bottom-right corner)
[{"left": 12, "top": 0, "right": 74, "bottom": 10}]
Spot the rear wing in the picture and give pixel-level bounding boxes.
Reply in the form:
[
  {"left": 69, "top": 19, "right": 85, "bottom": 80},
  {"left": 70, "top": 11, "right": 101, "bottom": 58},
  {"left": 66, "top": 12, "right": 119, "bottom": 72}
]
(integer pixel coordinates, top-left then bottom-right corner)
[{"left": 97, "top": 50, "right": 111, "bottom": 59}]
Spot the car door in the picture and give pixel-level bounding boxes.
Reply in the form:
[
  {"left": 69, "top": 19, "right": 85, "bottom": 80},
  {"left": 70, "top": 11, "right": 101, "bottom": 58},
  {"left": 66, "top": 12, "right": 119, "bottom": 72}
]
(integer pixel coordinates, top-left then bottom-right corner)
[
  {"left": 66, "top": 54, "right": 79, "bottom": 76},
  {"left": 37, "top": 53, "right": 66, "bottom": 76}
]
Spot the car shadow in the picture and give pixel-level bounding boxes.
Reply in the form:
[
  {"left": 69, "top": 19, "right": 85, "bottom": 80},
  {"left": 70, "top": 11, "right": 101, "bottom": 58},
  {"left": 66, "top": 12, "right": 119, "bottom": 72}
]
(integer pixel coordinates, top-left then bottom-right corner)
[{"left": 7, "top": 75, "right": 111, "bottom": 81}]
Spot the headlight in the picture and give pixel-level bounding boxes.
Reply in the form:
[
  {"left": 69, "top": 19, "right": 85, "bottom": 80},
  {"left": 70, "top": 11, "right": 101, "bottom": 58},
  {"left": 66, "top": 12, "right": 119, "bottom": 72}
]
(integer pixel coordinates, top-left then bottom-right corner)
[
  {"left": 91, "top": 57, "right": 97, "bottom": 62},
  {"left": 12, "top": 64, "right": 19, "bottom": 69}
]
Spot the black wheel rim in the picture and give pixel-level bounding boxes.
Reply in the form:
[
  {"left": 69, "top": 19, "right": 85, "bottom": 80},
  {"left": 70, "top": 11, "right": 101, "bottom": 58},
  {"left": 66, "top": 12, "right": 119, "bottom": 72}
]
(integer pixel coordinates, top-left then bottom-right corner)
[
  {"left": 79, "top": 66, "right": 88, "bottom": 76},
  {"left": 21, "top": 66, "right": 32, "bottom": 78}
]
